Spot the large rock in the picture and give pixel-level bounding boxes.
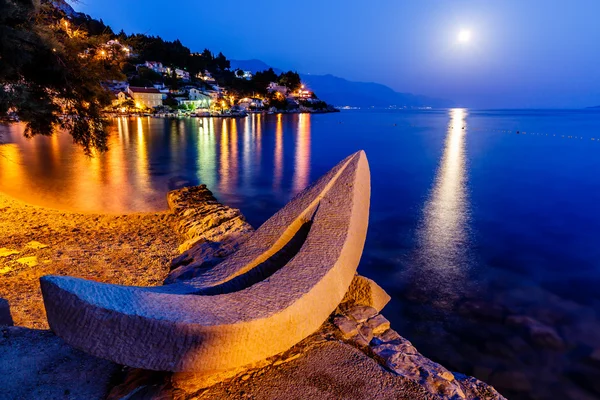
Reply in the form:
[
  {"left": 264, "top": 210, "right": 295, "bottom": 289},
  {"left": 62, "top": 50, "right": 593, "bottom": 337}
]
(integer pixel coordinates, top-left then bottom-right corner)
[
  {"left": 167, "top": 185, "right": 254, "bottom": 253},
  {"left": 340, "top": 275, "right": 391, "bottom": 312},
  {"left": 506, "top": 315, "right": 566, "bottom": 350},
  {"left": 40, "top": 151, "right": 371, "bottom": 373}
]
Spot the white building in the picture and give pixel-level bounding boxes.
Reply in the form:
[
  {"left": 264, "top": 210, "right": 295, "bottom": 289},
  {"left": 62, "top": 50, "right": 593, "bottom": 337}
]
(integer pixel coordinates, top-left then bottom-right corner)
[
  {"left": 238, "top": 97, "right": 264, "bottom": 110},
  {"left": 267, "top": 82, "right": 288, "bottom": 96},
  {"left": 236, "top": 70, "right": 253, "bottom": 80},
  {"left": 127, "top": 86, "right": 163, "bottom": 108},
  {"left": 187, "top": 88, "right": 212, "bottom": 108},
  {"left": 175, "top": 68, "right": 190, "bottom": 81},
  {"left": 144, "top": 61, "right": 166, "bottom": 74}
]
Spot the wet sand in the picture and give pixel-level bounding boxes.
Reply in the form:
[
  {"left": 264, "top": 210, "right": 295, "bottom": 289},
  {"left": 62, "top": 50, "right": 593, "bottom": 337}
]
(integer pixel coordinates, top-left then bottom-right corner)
[{"left": 0, "top": 192, "right": 181, "bottom": 329}]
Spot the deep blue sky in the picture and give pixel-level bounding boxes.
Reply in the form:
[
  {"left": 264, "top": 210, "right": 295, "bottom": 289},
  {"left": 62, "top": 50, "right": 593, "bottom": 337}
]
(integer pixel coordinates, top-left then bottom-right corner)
[{"left": 74, "top": 0, "right": 600, "bottom": 108}]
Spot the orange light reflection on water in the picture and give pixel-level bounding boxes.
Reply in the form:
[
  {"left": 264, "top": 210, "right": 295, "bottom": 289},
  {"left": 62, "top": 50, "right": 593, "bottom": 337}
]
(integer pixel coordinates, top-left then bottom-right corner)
[
  {"left": 274, "top": 114, "right": 284, "bottom": 189},
  {"left": 293, "top": 113, "right": 311, "bottom": 193},
  {"left": 219, "top": 119, "right": 230, "bottom": 192}
]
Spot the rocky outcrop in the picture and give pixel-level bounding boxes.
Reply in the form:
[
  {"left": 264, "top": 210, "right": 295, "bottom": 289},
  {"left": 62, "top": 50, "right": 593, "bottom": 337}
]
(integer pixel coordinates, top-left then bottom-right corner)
[
  {"left": 506, "top": 315, "right": 566, "bottom": 351},
  {"left": 166, "top": 185, "right": 254, "bottom": 283},
  {"left": 167, "top": 185, "right": 253, "bottom": 253},
  {"left": 339, "top": 275, "right": 391, "bottom": 313},
  {"left": 333, "top": 305, "right": 506, "bottom": 400}
]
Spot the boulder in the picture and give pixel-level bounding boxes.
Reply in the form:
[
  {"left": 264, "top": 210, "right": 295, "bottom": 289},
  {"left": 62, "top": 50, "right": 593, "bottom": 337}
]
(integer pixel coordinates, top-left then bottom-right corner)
[
  {"left": 341, "top": 275, "right": 391, "bottom": 312},
  {"left": 506, "top": 315, "right": 566, "bottom": 351}
]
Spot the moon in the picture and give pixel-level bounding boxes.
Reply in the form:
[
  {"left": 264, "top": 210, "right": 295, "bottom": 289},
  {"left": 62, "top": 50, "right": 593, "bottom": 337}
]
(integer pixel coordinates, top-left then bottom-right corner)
[{"left": 458, "top": 29, "right": 472, "bottom": 43}]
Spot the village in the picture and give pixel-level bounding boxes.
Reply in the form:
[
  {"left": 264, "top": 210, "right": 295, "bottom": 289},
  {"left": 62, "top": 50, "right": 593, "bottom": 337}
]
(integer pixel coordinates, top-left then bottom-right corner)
[{"left": 100, "top": 40, "right": 335, "bottom": 117}]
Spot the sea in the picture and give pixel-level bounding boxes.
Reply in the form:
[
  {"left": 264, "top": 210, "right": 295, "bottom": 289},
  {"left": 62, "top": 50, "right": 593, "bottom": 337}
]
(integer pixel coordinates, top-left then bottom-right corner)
[{"left": 1, "top": 109, "right": 600, "bottom": 399}]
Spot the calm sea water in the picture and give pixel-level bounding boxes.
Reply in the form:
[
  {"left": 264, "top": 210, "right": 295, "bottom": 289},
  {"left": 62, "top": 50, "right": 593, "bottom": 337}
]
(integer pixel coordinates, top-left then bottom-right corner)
[{"left": 2, "top": 110, "right": 600, "bottom": 399}]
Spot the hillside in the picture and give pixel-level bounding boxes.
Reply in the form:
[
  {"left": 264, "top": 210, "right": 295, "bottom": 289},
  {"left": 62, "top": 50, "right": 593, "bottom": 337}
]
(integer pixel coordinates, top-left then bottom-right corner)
[{"left": 231, "top": 59, "right": 451, "bottom": 108}]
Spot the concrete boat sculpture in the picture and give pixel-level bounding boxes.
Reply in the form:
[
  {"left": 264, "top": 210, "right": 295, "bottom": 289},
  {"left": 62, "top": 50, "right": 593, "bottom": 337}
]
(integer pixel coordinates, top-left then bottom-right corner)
[{"left": 40, "top": 151, "right": 370, "bottom": 373}]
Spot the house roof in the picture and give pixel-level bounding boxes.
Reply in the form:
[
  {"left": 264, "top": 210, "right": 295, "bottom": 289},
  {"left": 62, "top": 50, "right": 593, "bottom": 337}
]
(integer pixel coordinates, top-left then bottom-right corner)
[{"left": 129, "top": 87, "right": 161, "bottom": 94}]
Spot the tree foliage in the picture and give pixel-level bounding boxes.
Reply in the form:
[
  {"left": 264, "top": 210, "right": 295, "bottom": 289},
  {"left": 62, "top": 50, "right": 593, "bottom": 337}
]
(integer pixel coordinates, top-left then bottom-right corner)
[
  {"left": 278, "top": 71, "right": 301, "bottom": 92},
  {"left": 0, "top": 0, "right": 125, "bottom": 153}
]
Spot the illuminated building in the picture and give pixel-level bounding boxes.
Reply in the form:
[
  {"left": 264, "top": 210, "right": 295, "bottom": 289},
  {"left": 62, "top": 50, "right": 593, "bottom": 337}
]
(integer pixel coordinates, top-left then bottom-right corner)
[{"left": 127, "top": 86, "right": 163, "bottom": 109}]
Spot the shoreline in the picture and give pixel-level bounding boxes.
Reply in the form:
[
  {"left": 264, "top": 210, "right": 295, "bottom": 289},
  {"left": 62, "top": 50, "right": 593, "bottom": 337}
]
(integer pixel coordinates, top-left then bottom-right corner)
[
  {"left": 0, "top": 187, "right": 504, "bottom": 399},
  {"left": 102, "top": 108, "right": 339, "bottom": 119}
]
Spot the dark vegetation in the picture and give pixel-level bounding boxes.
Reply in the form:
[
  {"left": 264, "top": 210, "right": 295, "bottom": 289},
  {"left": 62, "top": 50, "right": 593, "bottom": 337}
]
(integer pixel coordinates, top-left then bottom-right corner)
[
  {"left": 0, "top": 0, "right": 311, "bottom": 153},
  {"left": 0, "top": 0, "right": 124, "bottom": 153}
]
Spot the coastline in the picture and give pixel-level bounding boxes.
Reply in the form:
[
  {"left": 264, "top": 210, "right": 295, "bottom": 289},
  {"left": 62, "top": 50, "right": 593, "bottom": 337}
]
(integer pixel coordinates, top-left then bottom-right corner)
[
  {"left": 102, "top": 108, "right": 339, "bottom": 119},
  {"left": 0, "top": 187, "right": 503, "bottom": 399}
]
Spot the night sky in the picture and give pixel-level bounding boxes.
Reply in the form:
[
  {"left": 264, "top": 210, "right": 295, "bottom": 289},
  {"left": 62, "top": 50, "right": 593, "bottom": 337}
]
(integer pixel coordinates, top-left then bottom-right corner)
[{"left": 75, "top": 0, "right": 600, "bottom": 109}]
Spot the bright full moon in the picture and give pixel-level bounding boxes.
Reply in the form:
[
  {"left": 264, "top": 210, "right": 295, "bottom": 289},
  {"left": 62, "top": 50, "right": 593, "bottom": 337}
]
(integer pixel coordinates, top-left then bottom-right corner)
[{"left": 458, "top": 30, "right": 472, "bottom": 43}]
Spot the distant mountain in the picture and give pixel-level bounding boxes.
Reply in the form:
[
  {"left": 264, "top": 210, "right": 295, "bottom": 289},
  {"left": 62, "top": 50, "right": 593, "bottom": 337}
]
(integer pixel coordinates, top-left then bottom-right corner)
[
  {"left": 230, "top": 59, "right": 283, "bottom": 75},
  {"left": 230, "top": 59, "right": 452, "bottom": 108},
  {"left": 300, "top": 74, "right": 451, "bottom": 108}
]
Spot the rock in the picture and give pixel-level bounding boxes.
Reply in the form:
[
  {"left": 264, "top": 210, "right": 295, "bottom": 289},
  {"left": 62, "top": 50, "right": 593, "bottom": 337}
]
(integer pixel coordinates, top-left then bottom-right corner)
[
  {"left": 346, "top": 305, "right": 377, "bottom": 323},
  {"left": 0, "top": 248, "right": 19, "bottom": 257},
  {"left": 378, "top": 328, "right": 402, "bottom": 342},
  {"left": 385, "top": 352, "right": 466, "bottom": 399},
  {"left": 359, "top": 325, "right": 374, "bottom": 344},
  {"left": 333, "top": 315, "right": 359, "bottom": 338},
  {"left": 439, "top": 370, "right": 455, "bottom": 382},
  {"left": 506, "top": 315, "right": 566, "bottom": 350},
  {"left": 350, "top": 333, "right": 371, "bottom": 347},
  {"left": 0, "top": 266, "right": 12, "bottom": 275},
  {"left": 16, "top": 256, "right": 38, "bottom": 267},
  {"left": 166, "top": 185, "right": 254, "bottom": 253},
  {"left": 165, "top": 242, "right": 227, "bottom": 284},
  {"left": 341, "top": 275, "right": 391, "bottom": 312},
  {"left": 0, "top": 298, "right": 13, "bottom": 326},
  {"left": 365, "top": 314, "right": 390, "bottom": 335},
  {"left": 529, "top": 324, "right": 566, "bottom": 350},
  {"left": 372, "top": 338, "right": 418, "bottom": 359},
  {"left": 454, "top": 373, "right": 506, "bottom": 400}
]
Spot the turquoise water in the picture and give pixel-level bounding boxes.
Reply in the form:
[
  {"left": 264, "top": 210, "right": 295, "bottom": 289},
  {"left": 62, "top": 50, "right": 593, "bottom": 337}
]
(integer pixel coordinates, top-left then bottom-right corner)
[{"left": 1, "top": 110, "right": 600, "bottom": 399}]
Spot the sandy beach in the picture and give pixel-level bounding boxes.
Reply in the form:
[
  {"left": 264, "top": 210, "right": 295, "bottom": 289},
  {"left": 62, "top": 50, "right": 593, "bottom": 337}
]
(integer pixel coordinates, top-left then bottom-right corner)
[{"left": 0, "top": 192, "right": 181, "bottom": 329}]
